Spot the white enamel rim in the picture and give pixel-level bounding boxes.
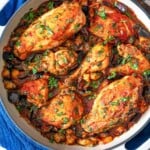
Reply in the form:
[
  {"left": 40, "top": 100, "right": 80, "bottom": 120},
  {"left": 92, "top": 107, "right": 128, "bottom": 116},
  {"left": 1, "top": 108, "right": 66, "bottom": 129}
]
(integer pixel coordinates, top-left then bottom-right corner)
[{"left": 0, "top": 0, "right": 150, "bottom": 150}]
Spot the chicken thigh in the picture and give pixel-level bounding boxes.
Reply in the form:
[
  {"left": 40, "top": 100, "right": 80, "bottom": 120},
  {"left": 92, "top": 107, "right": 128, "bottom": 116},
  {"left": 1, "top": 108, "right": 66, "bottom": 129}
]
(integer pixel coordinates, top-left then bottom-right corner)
[
  {"left": 109, "top": 44, "right": 150, "bottom": 75},
  {"left": 82, "top": 75, "right": 144, "bottom": 133},
  {"left": 20, "top": 78, "right": 49, "bottom": 107},
  {"left": 89, "top": 4, "right": 136, "bottom": 43},
  {"left": 39, "top": 87, "right": 83, "bottom": 129},
  {"left": 65, "top": 43, "right": 110, "bottom": 86},
  {"left": 14, "top": 2, "right": 86, "bottom": 60},
  {"left": 28, "top": 48, "right": 78, "bottom": 76}
]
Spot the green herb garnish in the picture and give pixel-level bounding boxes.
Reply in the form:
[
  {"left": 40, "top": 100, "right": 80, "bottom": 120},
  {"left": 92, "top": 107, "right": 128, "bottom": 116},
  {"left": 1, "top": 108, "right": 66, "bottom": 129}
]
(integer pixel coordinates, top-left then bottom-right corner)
[
  {"left": 97, "top": 9, "right": 107, "bottom": 19},
  {"left": 58, "top": 129, "right": 66, "bottom": 135},
  {"left": 48, "top": 76, "right": 58, "bottom": 89},
  {"left": 74, "top": 23, "right": 80, "bottom": 31},
  {"left": 143, "top": 69, "right": 150, "bottom": 78},
  {"left": 15, "top": 41, "right": 21, "bottom": 47},
  {"left": 108, "top": 71, "right": 117, "bottom": 80},
  {"left": 121, "top": 55, "right": 132, "bottom": 64},
  {"left": 48, "top": 1, "right": 54, "bottom": 10},
  {"left": 63, "top": 117, "right": 69, "bottom": 124},
  {"left": 32, "top": 67, "right": 38, "bottom": 74},
  {"left": 130, "top": 62, "right": 138, "bottom": 70},
  {"left": 24, "top": 9, "right": 35, "bottom": 22},
  {"left": 120, "top": 96, "right": 130, "bottom": 102}
]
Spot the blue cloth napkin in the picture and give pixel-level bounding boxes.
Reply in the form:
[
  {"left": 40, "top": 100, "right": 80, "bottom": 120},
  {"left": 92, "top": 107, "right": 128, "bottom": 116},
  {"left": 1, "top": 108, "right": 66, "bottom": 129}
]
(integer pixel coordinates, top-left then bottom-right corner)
[{"left": 0, "top": 1, "right": 149, "bottom": 150}]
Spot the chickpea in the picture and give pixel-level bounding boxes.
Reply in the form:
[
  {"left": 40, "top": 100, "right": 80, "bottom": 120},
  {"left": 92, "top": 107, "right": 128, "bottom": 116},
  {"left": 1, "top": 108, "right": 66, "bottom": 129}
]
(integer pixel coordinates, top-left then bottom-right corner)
[
  {"left": 11, "top": 69, "right": 20, "bottom": 79},
  {"left": 66, "top": 129, "right": 77, "bottom": 145},
  {"left": 4, "top": 80, "right": 16, "bottom": 89},
  {"left": 54, "top": 133, "right": 65, "bottom": 143},
  {"left": 77, "top": 138, "right": 97, "bottom": 147},
  {"left": 101, "top": 136, "right": 113, "bottom": 144},
  {"left": 2, "top": 68, "right": 10, "bottom": 78}
]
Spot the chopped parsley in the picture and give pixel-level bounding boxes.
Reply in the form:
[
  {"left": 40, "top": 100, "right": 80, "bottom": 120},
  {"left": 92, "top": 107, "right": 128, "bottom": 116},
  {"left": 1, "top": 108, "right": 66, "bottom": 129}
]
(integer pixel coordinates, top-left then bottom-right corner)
[
  {"left": 8, "top": 54, "right": 14, "bottom": 60},
  {"left": 63, "top": 117, "right": 69, "bottom": 124},
  {"left": 43, "top": 50, "right": 49, "bottom": 56},
  {"left": 130, "top": 62, "right": 138, "bottom": 70},
  {"left": 48, "top": 93, "right": 53, "bottom": 98},
  {"left": 103, "top": 35, "right": 115, "bottom": 45},
  {"left": 39, "top": 24, "right": 53, "bottom": 35},
  {"left": 57, "top": 112, "right": 64, "bottom": 116},
  {"left": 24, "top": 9, "right": 35, "bottom": 22},
  {"left": 110, "top": 101, "right": 119, "bottom": 106},
  {"left": 80, "top": 118, "right": 85, "bottom": 124},
  {"left": 98, "top": 49, "right": 104, "bottom": 56},
  {"left": 121, "top": 55, "right": 132, "bottom": 64},
  {"left": 48, "top": 76, "right": 58, "bottom": 89},
  {"left": 58, "top": 129, "right": 66, "bottom": 135},
  {"left": 30, "top": 105, "right": 38, "bottom": 113},
  {"left": 16, "top": 105, "right": 22, "bottom": 112},
  {"left": 90, "top": 80, "right": 101, "bottom": 89},
  {"left": 107, "top": 71, "right": 117, "bottom": 80},
  {"left": 15, "top": 41, "right": 21, "bottom": 47},
  {"left": 120, "top": 96, "right": 130, "bottom": 102},
  {"left": 143, "top": 69, "right": 150, "bottom": 78},
  {"left": 74, "top": 23, "right": 80, "bottom": 31},
  {"left": 32, "top": 67, "right": 38, "bottom": 74},
  {"left": 49, "top": 135, "right": 54, "bottom": 143},
  {"left": 97, "top": 9, "right": 107, "bottom": 19},
  {"left": 110, "top": 96, "right": 130, "bottom": 106},
  {"left": 48, "top": 1, "right": 54, "bottom": 10}
]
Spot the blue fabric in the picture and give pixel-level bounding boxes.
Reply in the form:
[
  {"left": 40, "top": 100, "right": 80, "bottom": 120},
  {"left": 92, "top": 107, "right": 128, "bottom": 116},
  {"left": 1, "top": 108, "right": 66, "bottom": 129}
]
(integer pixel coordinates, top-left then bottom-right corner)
[{"left": 0, "top": 1, "right": 149, "bottom": 150}]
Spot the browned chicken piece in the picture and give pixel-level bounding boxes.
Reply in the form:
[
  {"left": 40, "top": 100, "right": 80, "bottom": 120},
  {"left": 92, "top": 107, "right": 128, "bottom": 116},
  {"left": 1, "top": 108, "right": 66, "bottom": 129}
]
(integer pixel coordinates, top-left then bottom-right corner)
[
  {"left": 135, "top": 36, "right": 150, "bottom": 53},
  {"left": 28, "top": 48, "right": 78, "bottom": 76},
  {"left": 89, "top": 4, "right": 136, "bottom": 42},
  {"left": 14, "top": 2, "right": 86, "bottom": 60},
  {"left": 82, "top": 75, "right": 144, "bottom": 133},
  {"left": 20, "top": 78, "right": 48, "bottom": 107},
  {"left": 39, "top": 87, "right": 83, "bottom": 129},
  {"left": 109, "top": 44, "right": 150, "bottom": 75},
  {"left": 65, "top": 43, "right": 110, "bottom": 85}
]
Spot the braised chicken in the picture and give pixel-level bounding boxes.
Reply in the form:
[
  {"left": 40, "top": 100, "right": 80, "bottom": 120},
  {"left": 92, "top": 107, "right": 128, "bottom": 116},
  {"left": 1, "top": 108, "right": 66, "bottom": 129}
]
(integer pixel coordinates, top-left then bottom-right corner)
[
  {"left": 65, "top": 43, "right": 110, "bottom": 86},
  {"left": 82, "top": 75, "right": 144, "bottom": 133},
  {"left": 89, "top": 4, "right": 136, "bottom": 43},
  {"left": 28, "top": 48, "right": 78, "bottom": 76},
  {"left": 39, "top": 87, "right": 83, "bottom": 129},
  {"left": 14, "top": 2, "right": 86, "bottom": 60},
  {"left": 2, "top": 0, "right": 150, "bottom": 146},
  {"left": 20, "top": 78, "right": 49, "bottom": 107},
  {"left": 109, "top": 44, "right": 150, "bottom": 75},
  {"left": 135, "top": 36, "right": 150, "bottom": 53}
]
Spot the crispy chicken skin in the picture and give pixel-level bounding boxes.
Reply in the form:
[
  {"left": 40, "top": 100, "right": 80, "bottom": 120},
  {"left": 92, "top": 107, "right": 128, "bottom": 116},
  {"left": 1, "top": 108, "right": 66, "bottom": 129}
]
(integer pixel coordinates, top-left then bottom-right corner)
[
  {"left": 39, "top": 88, "right": 83, "bottom": 129},
  {"left": 89, "top": 4, "right": 136, "bottom": 42},
  {"left": 14, "top": 2, "right": 86, "bottom": 60},
  {"left": 65, "top": 43, "right": 110, "bottom": 84},
  {"left": 109, "top": 44, "right": 150, "bottom": 75},
  {"left": 20, "top": 78, "right": 48, "bottom": 107},
  {"left": 28, "top": 48, "right": 78, "bottom": 76},
  {"left": 82, "top": 76, "right": 144, "bottom": 133}
]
